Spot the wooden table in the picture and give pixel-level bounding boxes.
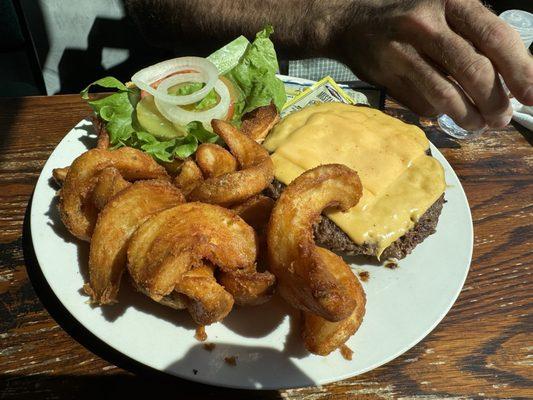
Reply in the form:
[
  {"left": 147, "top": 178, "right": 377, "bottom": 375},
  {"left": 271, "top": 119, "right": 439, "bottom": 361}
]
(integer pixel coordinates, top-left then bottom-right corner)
[{"left": 0, "top": 95, "right": 531, "bottom": 399}]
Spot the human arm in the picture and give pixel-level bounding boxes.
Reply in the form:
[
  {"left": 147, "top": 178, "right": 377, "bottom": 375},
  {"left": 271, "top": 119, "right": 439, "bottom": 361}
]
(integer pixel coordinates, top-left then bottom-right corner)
[
  {"left": 125, "top": 0, "right": 352, "bottom": 56},
  {"left": 126, "top": 0, "right": 533, "bottom": 130}
]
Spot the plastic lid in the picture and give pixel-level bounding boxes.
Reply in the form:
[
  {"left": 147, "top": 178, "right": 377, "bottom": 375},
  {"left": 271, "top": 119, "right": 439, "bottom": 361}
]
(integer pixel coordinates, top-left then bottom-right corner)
[
  {"left": 500, "top": 10, "right": 533, "bottom": 49},
  {"left": 499, "top": 10, "right": 533, "bottom": 31}
]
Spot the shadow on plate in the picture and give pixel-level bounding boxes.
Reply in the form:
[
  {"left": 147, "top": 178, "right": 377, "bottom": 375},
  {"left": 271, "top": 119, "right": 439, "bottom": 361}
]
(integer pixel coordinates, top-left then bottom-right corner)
[
  {"left": 96, "top": 277, "right": 195, "bottom": 331},
  {"left": 44, "top": 192, "right": 79, "bottom": 245},
  {"left": 164, "top": 342, "right": 315, "bottom": 390},
  {"left": 76, "top": 120, "right": 98, "bottom": 149},
  {"left": 341, "top": 253, "right": 383, "bottom": 268},
  {"left": 221, "top": 295, "right": 291, "bottom": 338},
  {"left": 220, "top": 295, "right": 309, "bottom": 359}
]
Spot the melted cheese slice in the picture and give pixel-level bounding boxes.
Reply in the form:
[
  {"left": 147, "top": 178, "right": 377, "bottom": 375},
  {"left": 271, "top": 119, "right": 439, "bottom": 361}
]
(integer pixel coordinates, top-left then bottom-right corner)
[{"left": 264, "top": 103, "right": 445, "bottom": 257}]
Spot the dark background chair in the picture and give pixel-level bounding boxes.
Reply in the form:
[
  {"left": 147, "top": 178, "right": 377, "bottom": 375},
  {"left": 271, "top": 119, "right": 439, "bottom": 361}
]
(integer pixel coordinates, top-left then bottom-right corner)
[{"left": 0, "top": 0, "right": 46, "bottom": 96}]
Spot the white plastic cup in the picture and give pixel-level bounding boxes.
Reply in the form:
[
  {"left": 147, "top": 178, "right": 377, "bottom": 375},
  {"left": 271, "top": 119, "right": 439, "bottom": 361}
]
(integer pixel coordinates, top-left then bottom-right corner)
[{"left": 499, "top": 10, "right": 533, "bottom": 49}]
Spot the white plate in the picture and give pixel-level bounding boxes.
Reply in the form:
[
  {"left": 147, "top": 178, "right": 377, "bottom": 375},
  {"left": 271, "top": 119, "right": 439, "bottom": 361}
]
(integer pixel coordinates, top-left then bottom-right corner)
[{"left": 30, "top": 118, "right": 472, "bottom": 390}]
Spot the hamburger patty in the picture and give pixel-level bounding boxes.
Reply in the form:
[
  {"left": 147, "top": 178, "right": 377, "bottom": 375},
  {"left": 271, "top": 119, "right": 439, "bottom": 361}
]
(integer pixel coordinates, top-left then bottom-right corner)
[{"left": 264, "top": 180, "right": 445, "bottom": 260}]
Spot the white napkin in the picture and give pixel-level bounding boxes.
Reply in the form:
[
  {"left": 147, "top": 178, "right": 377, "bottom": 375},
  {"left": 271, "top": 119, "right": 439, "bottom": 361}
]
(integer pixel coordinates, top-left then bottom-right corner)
[{"left": 511, "top": 98, "right": 533, "bottom": 131}]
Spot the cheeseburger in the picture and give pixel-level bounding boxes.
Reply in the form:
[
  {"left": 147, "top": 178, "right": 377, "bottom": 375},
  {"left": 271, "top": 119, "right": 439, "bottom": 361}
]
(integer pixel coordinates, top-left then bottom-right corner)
[{"left": 263, "top": 103, "right": 446, "bottom": 260}]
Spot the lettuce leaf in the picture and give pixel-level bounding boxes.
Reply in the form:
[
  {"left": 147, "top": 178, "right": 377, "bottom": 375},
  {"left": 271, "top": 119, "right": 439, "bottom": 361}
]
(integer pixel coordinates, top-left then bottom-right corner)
[
  {"left": 81, "top": 77, "right": 128, "bottom": 99},
  {"left": 80, "top": 26, "right": 286, "bottom": 163},
  {"left": 81, "top": 78, "right": 218, "bottom": 162},
  {"left": 172, "top": 82, "right": 204, "bottom": 96},
  {"left": 169, "top": 82, "right": 218, "bottom": 111},
  {"left": 82, "top": 79, "right": 136, "bottom": 147},
  {"left": 224, "top": 25, "right": 286, "bottom": 119},
  {"left": 186, "top": 121, "right": 218, "bottom": 143},
  {"left": 207, "top": 35, "right": 250, "bottom": 75}
]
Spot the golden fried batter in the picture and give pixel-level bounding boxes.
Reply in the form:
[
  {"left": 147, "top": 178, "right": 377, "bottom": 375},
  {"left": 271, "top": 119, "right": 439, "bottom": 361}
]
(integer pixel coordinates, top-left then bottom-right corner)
[
  {"left": 241, "top": 103, "right": 280, "bottom": 143},
  {"left": 52, "top": 167, "right": 69, "bottom": 185},
  {"left": 218, "top": 269, "right": 275, "bottom": 306},
  {"left": 173, "top": 158, "right": 203, "bottom": 196},
  {"left": 302, "top": 275, "right": 366, "bottom": 355},
  {"left": 127, "top": 202, "right": 257, "bottom": 302},
  {"left": 59, "top": 147, "right": 169, "bottom": 241},
  {"left": 85, "top": 180, "right": 184, "bottom": 305},
  {"left": 267, "top": 164, "right": 363, "bottom": 322},
  {"left": 176, "top": 263, "right": 234, "bottom": 325},
  {"left": 188, "top": 120, "right": 274, "bottom": 206},
  {"left": 195, "top": 143, "right": 237, "bottom": 178},
  {"left": 90, "top": 167, "right": 131, "bottom": 211}
]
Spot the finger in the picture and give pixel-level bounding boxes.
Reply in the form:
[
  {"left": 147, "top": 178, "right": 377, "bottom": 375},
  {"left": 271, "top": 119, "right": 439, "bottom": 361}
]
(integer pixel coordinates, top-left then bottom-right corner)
[
  {"left": 418, "top": 29, "right": 512, "bottom": 128},
  {"left": 384, "top": 75, "right": 438, "bottom": 118},
  {"left": 390, "top": 43, "right": 486, "bottom": 130},
  {"left": 446, "top": 0, "right": 533, "bottom": 105}
]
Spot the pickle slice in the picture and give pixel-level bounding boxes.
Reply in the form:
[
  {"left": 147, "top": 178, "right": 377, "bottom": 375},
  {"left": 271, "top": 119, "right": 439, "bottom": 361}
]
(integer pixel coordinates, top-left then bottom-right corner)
[{"left": 136, "top": 95, "right": 187, "bottom": 140}]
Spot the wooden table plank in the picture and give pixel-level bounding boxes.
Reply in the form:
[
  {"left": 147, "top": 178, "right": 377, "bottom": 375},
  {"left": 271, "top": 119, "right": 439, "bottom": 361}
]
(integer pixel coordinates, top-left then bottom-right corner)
[{"left": 0, "top": 95, "right": 531, "bottom": 399}]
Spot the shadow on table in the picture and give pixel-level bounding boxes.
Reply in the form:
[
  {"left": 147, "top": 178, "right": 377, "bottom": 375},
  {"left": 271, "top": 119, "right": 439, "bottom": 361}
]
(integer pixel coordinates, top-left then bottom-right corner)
[
  {"left": 0, "top": 373, "right": 288, "bottom": 400},
  {"left": 383, "top": 107, "right": 461, "bottom": 150},
  {"left": 18, "top": 196, "right": 313, "bottom": 397}
]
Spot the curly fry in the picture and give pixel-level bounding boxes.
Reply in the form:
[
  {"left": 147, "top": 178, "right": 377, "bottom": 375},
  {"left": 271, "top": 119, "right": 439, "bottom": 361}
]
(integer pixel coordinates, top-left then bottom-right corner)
[
  {"left": 302, "top": 277, "right": 366, "bottom": 355},
  {"left": 59, "top": 147, "right": 169, "bottom": 241},
  {"left": 85, "top": 180, "right": 184, "bottom": 305},
  {"left": 267, "top": 164, "right": 364, "bottom": 322},
  {"left": 52, "top": 167, "right": 69, "bottom": 185},
  {"left": 241, "top": 103, "right": 280, "bottom": 143},
  {"left": 90, "top": 167, "right": 131, "bottom": 211},
  {"left": 173, "top": 158, "right": 203, "bottom": 196},
  {"left": 127, "top": 203, "right": 271, "bottom": 322},
  {"left": 176, "top": 262, "right": 234, "bottom": 325},
  {"left": 196, "top": 143, "right": 237, "bottom": 178},
  {"left": 217, "top": 269, "right": 275, "bottom": 306},
  {"left": 188, "top": 120, "right": 274, "bottom": 206}
]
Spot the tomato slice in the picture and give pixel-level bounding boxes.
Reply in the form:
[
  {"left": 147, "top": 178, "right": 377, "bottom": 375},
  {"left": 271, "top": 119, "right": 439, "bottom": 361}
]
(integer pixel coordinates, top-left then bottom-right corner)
[
  {"left": 225, "top": 101, "right": 235, "bottom": 121},
  {"left": 219, "top": 76, "right": 238, "bottom": 121}
]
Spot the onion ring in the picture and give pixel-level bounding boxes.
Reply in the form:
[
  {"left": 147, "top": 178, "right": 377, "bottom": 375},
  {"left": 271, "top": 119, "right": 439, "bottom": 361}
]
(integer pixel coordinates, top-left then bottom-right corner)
[
  {"left": 131, "top": 57, "right": 218, "bottom": 105},
  {"left": 154, "top": 77, "right": 230, "bottom": 127}
]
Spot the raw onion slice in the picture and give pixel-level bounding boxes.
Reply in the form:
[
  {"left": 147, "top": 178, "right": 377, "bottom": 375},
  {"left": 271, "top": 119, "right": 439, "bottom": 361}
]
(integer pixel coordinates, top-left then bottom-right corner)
[
  {"left": 155, "top": 77, "right": 230, "bottom": 128},
  {"left": 131, "top": 57, "right": 218, "bottom": 105}
]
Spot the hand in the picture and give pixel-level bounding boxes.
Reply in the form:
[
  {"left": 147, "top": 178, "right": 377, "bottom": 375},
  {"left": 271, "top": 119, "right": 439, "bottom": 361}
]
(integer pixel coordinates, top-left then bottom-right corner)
[{"left": 341, "top": 0, "right": 533, "bottom": 130}]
